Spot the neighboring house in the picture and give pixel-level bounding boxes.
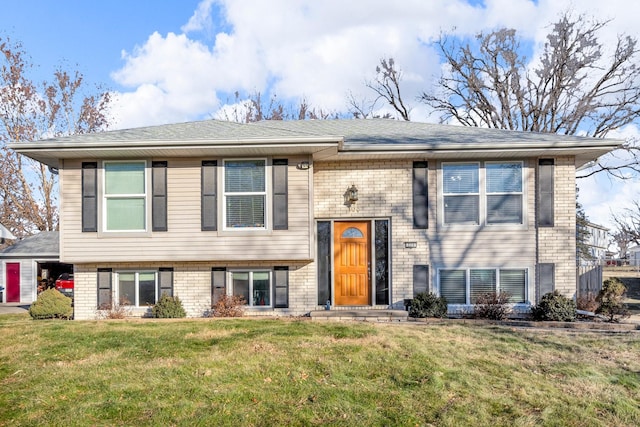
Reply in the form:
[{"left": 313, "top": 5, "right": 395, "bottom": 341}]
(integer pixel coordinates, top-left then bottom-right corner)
[
  {"left": 629, "top": 246, "right": 640, "bottom": 267},
  {"left": 0, "top": 223, "right": 16, "bottom": 250},
  {"left": 10, "top": 119, "right": 620, "bottom": 319},
  {"left": 579, "top": 221, "right": 610, "bottom": 265},
  {"left": 0, "top": 223, "right": 16, "bottom": 241},
  {"left": 0, "top": 232, "right": 72, "bottom": 304}
]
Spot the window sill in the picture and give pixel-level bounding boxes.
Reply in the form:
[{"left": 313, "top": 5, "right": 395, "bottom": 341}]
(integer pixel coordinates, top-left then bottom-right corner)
[
  {"left": 97, "top": 230, "right": 152, "bottom": 238},
  {"left": 218, "top": 229, "right": 273, "bottom": 237},
  {"left": 439, "top": 223, "right": 529, "bottom": 232}
]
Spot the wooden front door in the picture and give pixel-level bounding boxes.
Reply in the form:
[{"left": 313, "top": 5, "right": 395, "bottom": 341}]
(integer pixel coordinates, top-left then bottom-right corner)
[
  {"left": 6, "top": 262, "right": 20, "bottom": 303},
  {"left": 334, "top": 221, "right": 370, "bottom": 306}
]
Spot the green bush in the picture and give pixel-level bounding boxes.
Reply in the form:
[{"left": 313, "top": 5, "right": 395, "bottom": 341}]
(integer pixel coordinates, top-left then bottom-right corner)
[
  {"left": 409, "top": 292, "right": 448, "bottom": 318},
  {"left": 596, "top": 278, "right": 629, "bottom": 322},
  {"left": 151, "top": 294, "right": 186, "bottom": 318},
  {"left": 29, "top": 288, "right": 73, "bottom": 320},
  {"left": 474, "top": 291, "right": 512, "bottom": 320},
  {"left": 531, "top": 291, "right": 576, "bottom": 322}
]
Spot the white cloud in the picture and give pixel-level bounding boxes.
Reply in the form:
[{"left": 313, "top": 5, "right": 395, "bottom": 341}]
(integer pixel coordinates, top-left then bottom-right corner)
[
  {"left": 181, "top": 0, "right": 215, "bottom": 34},
  {"left": 109, "top": 32, "right": 221, "bottom": 128},
  {"left": 110, "top": 0, "right": 640, "bottom": 127}
]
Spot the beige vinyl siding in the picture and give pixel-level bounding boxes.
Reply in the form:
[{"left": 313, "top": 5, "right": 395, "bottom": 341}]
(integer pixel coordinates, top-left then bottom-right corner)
[{"left": 60, "top": 157, "right": 312, "bottom": 263}]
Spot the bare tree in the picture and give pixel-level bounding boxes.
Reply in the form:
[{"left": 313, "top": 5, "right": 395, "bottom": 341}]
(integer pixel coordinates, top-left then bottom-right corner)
[
  {"left": 421, "top": 12, "right": 640, "bottom": 178},
  {"left": 217, "top": 91, "right": 338, "bottom": 123},
  {"left": 610, "top": 228, "right": 634, "bottom": 259},
  {"left": 348, "top": 57, "right": 411, "bottom": 120},
  {"left": 611, "top": 201, "right": 640, "bottom": 249},
  {"left": 0, "top": 37, "right": 111, "bottom": 239}
]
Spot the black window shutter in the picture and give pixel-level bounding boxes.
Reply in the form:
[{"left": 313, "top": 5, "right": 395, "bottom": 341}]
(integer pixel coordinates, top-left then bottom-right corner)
[
  {"left": 273, "top": 266, "right": 289, "bottom": 308},
  {"left": 538, "top": 159, "right": 554, "bottom": 227},
  {"left": 82, "top": 162, "right": 98, "bottom": 232},
  {"left": 202, "top": 161, "right": 217, "bottom": 231},
  {"left": 316, "top": 221, "right": 331, "bottom": 305},
  {"left": 158, "top": 267, "right": 173, "bottom": 297},
  {"left": 97, "top": 268, "right": 112, "bottom": 308},
  {"left": 211, "top": 267, "right": 226, "bottom": 305},
  {"left": 152, "top": 161, "right": 168, "bottom": 231},
  {"left": 412, "top": 161, "right": 428, "bottom": 229},
  {"left": 272, "top": 159, "right": 288, "bottom": 230},
  {"left": 537, "top": 263, "right": 555, "bottom": 302},
  {"left": 413, "top": 265, "right": 429, "bottom": 296}
]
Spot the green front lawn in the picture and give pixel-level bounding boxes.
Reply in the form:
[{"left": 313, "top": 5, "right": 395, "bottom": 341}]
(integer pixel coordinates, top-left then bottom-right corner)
[{"left": 0, "top": 315, "right": 638, "bottom": 426}]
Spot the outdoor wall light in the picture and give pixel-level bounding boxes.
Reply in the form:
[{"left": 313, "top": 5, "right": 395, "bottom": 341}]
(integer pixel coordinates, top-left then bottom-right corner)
[
  {"left": 347, "top": 184, "right": 359, "bottom": 202},
  {"left": 296, "top": 161, "right": 310, "bottom": 170}
]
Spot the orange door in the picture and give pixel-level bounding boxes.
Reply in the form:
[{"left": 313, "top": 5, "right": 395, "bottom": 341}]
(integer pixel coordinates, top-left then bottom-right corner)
[{"left": 334, "top": 222, "right": 370, "bottom": 306}]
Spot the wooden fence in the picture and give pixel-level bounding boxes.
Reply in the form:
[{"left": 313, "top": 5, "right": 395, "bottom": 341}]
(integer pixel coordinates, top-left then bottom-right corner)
[{"left": 577, "top": 265, "right": 603, "bottom": 297}]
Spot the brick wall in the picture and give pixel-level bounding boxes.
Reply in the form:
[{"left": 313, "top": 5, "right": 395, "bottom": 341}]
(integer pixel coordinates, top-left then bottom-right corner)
[
  {"left": 314, "top": 160, "right": 429, "bottom": 309},
  {"left": 73, "top": 261, "right": 315, "bottom": 320},
  {"left": 537, "top": 156, "right": 577, "bottom": 297}
]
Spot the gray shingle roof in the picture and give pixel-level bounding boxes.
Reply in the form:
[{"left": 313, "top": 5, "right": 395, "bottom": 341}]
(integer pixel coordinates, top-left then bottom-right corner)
[
  {"left": 0, "top": 231, "right": 59, "bottom": 257},
  {"left": 9, "top": 118, "right": 622, "bottom": 168},
  {"left": 21, "top": 118, "right": 614, "bottom": 145}
]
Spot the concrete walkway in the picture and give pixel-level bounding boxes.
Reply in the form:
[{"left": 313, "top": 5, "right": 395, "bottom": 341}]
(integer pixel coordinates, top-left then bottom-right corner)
[{"left": 0, "top": 303, "right": 30, "bottom": 315}]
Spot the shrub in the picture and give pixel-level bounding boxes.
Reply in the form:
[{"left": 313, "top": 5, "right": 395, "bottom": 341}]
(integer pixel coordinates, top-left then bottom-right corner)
[
  {"left": 531, "top": 291, "right": 576, "bottom": 322},
  {"left": 29, "top": 288, "right": 73, "bottom": 320},
  {"left": 596, "top": 278, "right": 629, "bottom": 322},
  {"left": 576, "top": 293, "right": 599, "bottom": 312},
  {"left": 97, "top": 298, "right": 132, "bottom": 319},
  {"left": 151, "top": 294, "right": 186, "bottom": 318},
  {"left": 409, "top": 292, "right": 448, "bottom": 318},
  {"left": 211, "top": 295, "right": 245, "bottom": 317},
  {"left": 473, "top": 291, "right": 511, "bottom": 320}
]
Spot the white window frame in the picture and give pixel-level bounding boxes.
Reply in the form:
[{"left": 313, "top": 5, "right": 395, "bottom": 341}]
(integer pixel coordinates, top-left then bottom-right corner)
[
  {"left": 222, "top": 158, "right": 268, "bottom": 231},
  {"left": 115, "top": 270, "right": 158, "bottom": 307},
  {"left": 485, "top": 161, "right": 524, "bottom": 225},
  {"left": 102, "top": 160, "right": 148, "bottom": 233},
  {"left": 437, "top": 267, "right": 528, "bottom": 305},
  {"left": 228, "top": 269, "right": 273, "bottom": 308},
  {"left": 442, "top": 162, "right": 480, "bottom": 225},
  {"left": 440, "top": 161, "right": 525, "bottom": 227}
]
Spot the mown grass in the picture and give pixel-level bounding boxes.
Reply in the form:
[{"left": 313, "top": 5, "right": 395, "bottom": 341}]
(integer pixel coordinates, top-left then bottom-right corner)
[{"left": 0, "top": 315, "right": 639, "bottom": 426}]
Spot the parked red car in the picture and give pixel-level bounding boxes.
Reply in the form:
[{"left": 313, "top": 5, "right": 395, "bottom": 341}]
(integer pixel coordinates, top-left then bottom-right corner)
[{"left": 55, "top": 273, "right": 74, "bottom": 298}]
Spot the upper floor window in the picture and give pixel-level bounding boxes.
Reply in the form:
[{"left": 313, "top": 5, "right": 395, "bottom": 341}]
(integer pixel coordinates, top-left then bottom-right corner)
[
  {"left": 223, "top": 159, "right": 266, "bottom": 229},
  {"left": 486, "top": 162, "right": 523, "bottom": 224},
  {"left": 442, "top": 161, "right": 523, "bottom": 226},
  {"left": 104, "top": 161, "right": 146, "bottom": 231},
  {"left": 443, "top": 163, "right": 479, "bottom": 225}
]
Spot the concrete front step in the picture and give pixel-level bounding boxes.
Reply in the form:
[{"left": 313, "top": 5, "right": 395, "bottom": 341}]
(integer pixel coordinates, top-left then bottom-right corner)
[{"left": 310, "top": 309, "right": 408, "bottom": 322}]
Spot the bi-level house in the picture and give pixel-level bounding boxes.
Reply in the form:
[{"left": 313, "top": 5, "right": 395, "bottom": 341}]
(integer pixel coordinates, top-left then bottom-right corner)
[{"left": 10, "top": 119, "right": 620, "bottom": 319}]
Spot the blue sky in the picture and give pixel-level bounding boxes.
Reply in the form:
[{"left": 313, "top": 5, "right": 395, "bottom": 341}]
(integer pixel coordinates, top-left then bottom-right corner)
[
  {"left": 1, "top": 0, "right": 639, "bottom": 234},
  {"left": 1, "top": 1, "right": 202, "bottom": 89}
]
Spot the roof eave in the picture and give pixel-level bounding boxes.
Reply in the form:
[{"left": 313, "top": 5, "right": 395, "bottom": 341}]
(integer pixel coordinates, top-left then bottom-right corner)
[
  {"left": 10, "top": 137, "right": 343, "bottom": 168},
  {"left": 326, "top": 144, "right": 619, "bottom": 168}
]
